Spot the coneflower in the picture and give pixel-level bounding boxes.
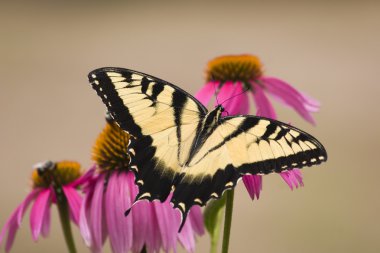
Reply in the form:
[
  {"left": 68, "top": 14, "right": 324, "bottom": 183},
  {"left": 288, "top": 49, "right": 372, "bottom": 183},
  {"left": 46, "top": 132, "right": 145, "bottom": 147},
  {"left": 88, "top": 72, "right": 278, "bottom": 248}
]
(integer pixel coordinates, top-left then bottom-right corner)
[
  {"left": 80, "top": 114, "right": 204, "bottom": 253},
  {"left": 0, "top": 161, "right": 92, "bottom": 253},
  {"left": 196, "top": 54, "right": 318, "bottom": 199}
]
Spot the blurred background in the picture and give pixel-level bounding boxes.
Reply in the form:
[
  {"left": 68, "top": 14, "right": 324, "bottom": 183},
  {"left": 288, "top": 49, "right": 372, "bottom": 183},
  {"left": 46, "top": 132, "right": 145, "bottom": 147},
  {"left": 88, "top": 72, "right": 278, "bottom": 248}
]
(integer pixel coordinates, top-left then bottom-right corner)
[{"left": 0, "top": 1, "right": 379, "bottom": 252}]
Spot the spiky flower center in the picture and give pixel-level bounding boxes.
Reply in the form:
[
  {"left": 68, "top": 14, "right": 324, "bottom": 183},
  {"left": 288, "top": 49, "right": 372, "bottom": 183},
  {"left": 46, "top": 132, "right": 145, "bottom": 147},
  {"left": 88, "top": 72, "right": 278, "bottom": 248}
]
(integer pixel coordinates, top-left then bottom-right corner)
[
  {"left": 32, "top": 161, "right": 81, "bottom": 188},
  {"left": 92, "top": 116, "right": 131, "bottom": 171},
  {"left": 205, "top": 54, "right": 263, "bottom": 83}
]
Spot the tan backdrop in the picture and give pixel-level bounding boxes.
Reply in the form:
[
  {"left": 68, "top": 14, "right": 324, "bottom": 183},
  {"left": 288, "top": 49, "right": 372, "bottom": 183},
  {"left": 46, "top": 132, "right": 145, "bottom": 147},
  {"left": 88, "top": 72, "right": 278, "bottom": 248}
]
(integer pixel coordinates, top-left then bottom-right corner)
[{"left": 0, "top": 1, "right": 379, "bottom": 252}]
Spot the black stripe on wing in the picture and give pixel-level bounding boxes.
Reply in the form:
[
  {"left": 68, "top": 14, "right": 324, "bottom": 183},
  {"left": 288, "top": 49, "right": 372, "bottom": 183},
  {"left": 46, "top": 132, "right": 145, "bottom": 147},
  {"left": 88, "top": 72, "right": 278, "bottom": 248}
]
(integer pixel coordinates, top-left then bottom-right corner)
[{"left": 88, "top": 69, "right": 144, "bottom": 138}]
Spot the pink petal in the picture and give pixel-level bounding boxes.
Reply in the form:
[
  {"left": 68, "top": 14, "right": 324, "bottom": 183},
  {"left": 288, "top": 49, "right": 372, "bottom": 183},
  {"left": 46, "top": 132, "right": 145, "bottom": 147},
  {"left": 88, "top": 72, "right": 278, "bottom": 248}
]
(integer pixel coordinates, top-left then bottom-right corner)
[
  {"left": 280, "top": 169, "right": 304, "bottom": 190},
  {"left": 105, "top": 172, "right": 133, "bottom": 253},
  {"left": 127, "top": 172, "right": 148, "bottom": 253},
  {"left": 62, "top": 186, "right": 82, "bottom": 225},
  {"left": 145, "top": 204, "right": 161, "bottom": 253},
  {"left": 242, "top": 175, "right": 263, "bottom": 200},
  {"left": 188, "top": 206, "right": 205, "bottom": 236},
  {"left": 195, "top": 81, "right": 218, "bottom": 106},
  {"left": 251, "top": 82, "right": 277, "bottom": 119},
  {"left": 4, "top": 223, "right": 18, "bottom": 253},
  {"left": 30, "top": 189, "right": 51, "bottom": 241},
  {"left": 69, "top": 166, "right": 96, "bottom": 188},
  {"left": 260, "top": 77, "right": 318, "bottom": 125},
  {"left": 41, "top": 202, "right": 51, "bottom": 238},
  {"left": 118, "top": 173, "right": 135, "bottom": 252},
  {"left": 293, "top": 169, "right": 304, "bottom": 186},
  {"left": 300, "top": 92, "right": 320, "bottom": 112},
  {"left": 152, "top": 200, "right": 178, "bottom": 252},
  {"left": 237, "top": 82, "right": 250, "bottom": 115},
  {"left": 178, "top": 214, "right": 195, "bottom": 253},
  {"left": 217, "top": 82, "right": 247, "bottom": 116},
  {"left": 89, "top": 173, "right": 105, "bottom": 253},
  {"left": 79, "top": 189, "right": 92, "bottom": 247},
  {"left": 0, "top": 190, "right": 39, "bottom": 252},
  {"left": 17, "top": 189, "right": 40, "bottom": 226}
]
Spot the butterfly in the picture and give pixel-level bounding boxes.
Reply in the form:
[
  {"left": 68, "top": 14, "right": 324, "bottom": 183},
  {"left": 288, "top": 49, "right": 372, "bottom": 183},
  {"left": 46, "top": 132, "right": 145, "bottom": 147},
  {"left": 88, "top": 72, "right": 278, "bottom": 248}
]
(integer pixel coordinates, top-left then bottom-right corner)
[{"left": 88, "top": 67, "right": 327, "bottom": 230}]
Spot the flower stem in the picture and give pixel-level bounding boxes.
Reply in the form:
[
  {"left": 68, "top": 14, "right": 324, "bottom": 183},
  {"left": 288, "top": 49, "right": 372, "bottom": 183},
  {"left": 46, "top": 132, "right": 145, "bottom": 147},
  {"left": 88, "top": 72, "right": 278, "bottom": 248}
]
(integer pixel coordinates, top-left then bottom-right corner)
[
  {"left": 55, "top": 188, "right": 77, "bottom": 253},
  {"left": 140, "top": 246, "right": 147, "bottom": 253},
  {"left": 221, "top": 189, "right": 234, "bottom": 253}
]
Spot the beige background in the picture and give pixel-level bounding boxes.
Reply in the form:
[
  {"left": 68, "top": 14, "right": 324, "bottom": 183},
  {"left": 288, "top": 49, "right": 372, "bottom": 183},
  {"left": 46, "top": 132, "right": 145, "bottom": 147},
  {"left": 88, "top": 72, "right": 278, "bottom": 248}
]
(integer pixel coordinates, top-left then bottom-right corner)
[{"left": 0, "top": 1, "right": 379, "bottom": 252}]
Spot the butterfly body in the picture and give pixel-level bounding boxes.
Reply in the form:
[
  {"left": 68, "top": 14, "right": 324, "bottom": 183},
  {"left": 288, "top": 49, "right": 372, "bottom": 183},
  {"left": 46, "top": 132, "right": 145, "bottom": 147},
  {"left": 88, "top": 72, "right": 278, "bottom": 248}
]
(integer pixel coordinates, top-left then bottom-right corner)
[
  {"left": 88, "top": 67, "right": 327, "bottom": 229},
  {"left": 185, "top": 105, "right": 224, "bottom": 166}
]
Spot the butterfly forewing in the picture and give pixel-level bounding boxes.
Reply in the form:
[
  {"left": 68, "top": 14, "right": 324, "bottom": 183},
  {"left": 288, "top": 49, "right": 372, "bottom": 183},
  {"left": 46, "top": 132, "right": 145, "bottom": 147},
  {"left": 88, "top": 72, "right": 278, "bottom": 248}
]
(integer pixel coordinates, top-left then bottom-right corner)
[{"left": 89, "top": 68, "right": 206, "bottom": 203}]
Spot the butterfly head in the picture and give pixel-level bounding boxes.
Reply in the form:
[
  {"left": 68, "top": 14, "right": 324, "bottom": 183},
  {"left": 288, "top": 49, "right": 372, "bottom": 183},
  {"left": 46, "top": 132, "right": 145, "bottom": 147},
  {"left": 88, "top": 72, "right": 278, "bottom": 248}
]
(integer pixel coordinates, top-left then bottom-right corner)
[{"left": 215, "top": 104, "right": 227, "bottom": 117}]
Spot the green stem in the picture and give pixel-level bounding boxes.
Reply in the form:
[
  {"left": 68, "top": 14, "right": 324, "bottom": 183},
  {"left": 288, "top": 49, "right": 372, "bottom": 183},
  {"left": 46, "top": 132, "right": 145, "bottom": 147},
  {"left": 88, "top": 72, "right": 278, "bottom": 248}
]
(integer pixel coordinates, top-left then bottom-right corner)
[
  {"left": 209, "top": 205, "right": 224, "bottom": 253},
  {"left": 56, "top": 188, "right": 77, "bottom": 253},
  {"left": 221, "top": 189, "right": 235, "bottom": 253}
]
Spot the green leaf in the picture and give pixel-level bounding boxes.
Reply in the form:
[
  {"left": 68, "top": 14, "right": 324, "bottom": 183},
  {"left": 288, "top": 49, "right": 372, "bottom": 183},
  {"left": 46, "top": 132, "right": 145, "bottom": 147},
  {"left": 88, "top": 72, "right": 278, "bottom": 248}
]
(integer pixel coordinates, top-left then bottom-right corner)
[{"left": 203, "top": 194, "right": 227, "bottom": 253}]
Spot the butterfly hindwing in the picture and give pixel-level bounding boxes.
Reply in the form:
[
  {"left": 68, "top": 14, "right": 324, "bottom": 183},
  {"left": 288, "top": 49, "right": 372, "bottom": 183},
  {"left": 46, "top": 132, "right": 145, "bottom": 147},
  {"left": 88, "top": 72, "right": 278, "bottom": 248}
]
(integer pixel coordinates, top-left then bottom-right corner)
[{"left": 172, "top": 115, "right": 327, "bottom": 217}]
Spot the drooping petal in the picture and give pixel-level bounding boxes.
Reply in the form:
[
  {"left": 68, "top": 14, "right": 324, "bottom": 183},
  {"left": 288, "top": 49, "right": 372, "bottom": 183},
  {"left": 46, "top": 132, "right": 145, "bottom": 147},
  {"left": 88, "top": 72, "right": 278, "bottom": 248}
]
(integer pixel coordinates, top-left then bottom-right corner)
[
  {"left": 195, "top": 81, "right": 218, "bottom": 106},
  {"left": 127, "top": 172, "right": 148, "bottom": 253},
  {"left": 242, "top": 175, "right": 263, "bottom": 200},
  {"left": 30, "top": 189, "right": 51, "bottom": 241},
  {"left": 89, "top": 173, "right": 106, "bottom": 253},
  {"left": 41, "top": 202, "right": 51, "bottom": 238},
  {"left": 145, "top": 204, "right": 161, "bottom": 253},
  {"left": 280, "top": 169, "right": 304, "bottom": 190},
  {"left": 104, "top": 173, "right": 121, "bottom": 253},
  {"left": 152, "top": 199, "right": 178, "bottom": 252},
  {"left": 16, "top": 189, "right": 40, "bottom": 226},
  {"left": 178, "top": 205, "right": 205, "bottom": 253},
  {"left": 79, "top": 189, "right": 92, "bottom": 247},
  {"left": 105, "top": 172, "right": 133, "bottom": 253},
  {"left": 119, "top": 173, "right": 134, "bottom": 252},
  {"left": 300, "top": 92, "right": 320, "bottom": 112},
  {"left": 62, "top": 186, "right": 82, "bottom": 225},
  {"left": 0, "top": 189, "right": 39, "bottom": 252},
  {"left": 188, "top": 206, "right": 205, "bottom": 236},
  {"left": 251, "top": 82, "right": 277, "bottom": 119},
  {"left": 260, "top": 77, "right": 318, "bottom": 125},
  {"left": 4, "top": 222, "right": 18, "bottom": 253},
  {"left": 178, "top": 213, "right": 195, "bottom": 253}
]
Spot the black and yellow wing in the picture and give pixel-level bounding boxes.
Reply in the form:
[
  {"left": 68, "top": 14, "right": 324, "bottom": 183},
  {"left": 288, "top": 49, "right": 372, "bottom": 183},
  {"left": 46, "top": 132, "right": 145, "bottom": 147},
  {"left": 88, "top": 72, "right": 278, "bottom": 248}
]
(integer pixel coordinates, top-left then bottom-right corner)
[
  {"left": 172, "top": 116, "right": 327, "bottom": 213},
  {"left": 88, "top": 67, "right": 327, "bottom": 230},
  {"left": 89, "top": 67, "right": 206, "bottom": 202}
]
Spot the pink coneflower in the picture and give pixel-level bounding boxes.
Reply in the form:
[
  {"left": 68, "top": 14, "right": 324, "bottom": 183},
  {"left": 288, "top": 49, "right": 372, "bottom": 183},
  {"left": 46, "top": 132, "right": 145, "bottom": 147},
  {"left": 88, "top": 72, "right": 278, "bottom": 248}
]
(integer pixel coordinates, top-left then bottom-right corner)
[
  {"left": 196, "top": 54, "right": 319, "bottom": 199},
  {"left": 0, "top": 160, "right": 91, "bottom": 253},
  {"left": 80, "top": 116, "right": 204, "bottom": 253}
]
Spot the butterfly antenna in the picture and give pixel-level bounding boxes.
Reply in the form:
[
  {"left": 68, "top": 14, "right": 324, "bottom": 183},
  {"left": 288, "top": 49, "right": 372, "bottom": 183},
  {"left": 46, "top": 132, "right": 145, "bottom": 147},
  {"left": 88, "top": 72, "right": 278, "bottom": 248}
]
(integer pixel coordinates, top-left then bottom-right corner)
[
  {"left": 220, "top": 86, "right": 250, "bottom": 106},
  {"left": 213, "top": 81, "right": 220, "bottom": 105}
]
